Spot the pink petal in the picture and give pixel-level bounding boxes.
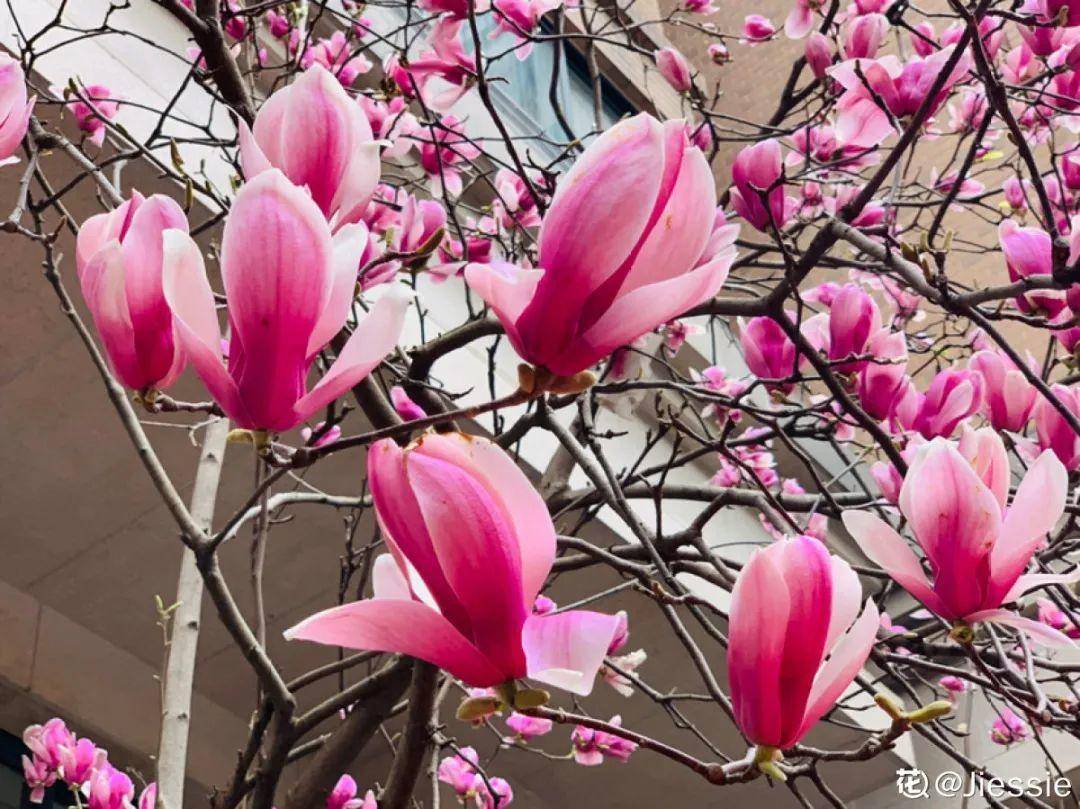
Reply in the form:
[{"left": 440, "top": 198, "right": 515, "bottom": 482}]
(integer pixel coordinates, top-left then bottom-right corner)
[
  {"left": 796, "top": 599, "right": 879, "bottom": 741},
  {"left": 293, "top": 283, "right": 409, "bottom": 422},
  {"left": 221, "top": 170, "right": 333, "bottom": 430},
  {"left": 575, "top": 251, "right": 732, "bottom": 370},
  {"left": 1002, "top": 570, "right": 1080, "bottom": 604},
  {"left": 406, "top": 452, "right": 529, "bottom": 678},
  {"left": 841, "top": 510, "right": 946, "bottom": 615},
  {"left": 284, "top": 598, "right": 506, "bottom": 685},
  {"left": 411, "top": 433, "right": 557, "bottom": 608},
  {"left": 964, "top": 608, "right": 1076, "bottom": 648},
  {"left": 991, "top": 450, "right": 1067, "bottom": 603},
  {"left": 161, "top": 230, "right": 250, "bottom": 423},
  {"left": 81, "top": 240, "right": 142, "bottom": 389},
  {"left": 463, "top": 261, "right": 543, "bottom": 356},
  {"left": 522, "top": 609, "right": 622, "bottom": 696}
]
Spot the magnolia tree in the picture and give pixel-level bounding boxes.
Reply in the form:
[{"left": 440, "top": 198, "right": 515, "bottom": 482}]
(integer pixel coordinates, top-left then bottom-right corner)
[{"left": 6, "top": 0, "right": 1080, "bottom": 806}]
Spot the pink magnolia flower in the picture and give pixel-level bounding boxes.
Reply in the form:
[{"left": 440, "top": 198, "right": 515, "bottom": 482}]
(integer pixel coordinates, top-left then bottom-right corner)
[
  {"left": 392, "top": 18, "right": 476, "bottom": 111},
  {"left": 358, "top": 95, "right": 419, "bottom": 160},
  {"left": 989, "top": 708, "right": 1030, "bottom": 745},
  {"left": 870, "top": 460, "right": 902, "bottom": 503},
  {"left": 939, "top": 675, "right": 968, "bottom": 695},
  {"left": 909, "top": 21, "right": 937, "bottom": 57},
  {"left": 137, "top": 784, "right": 156, "bottom": 809},
  {"left": 857, "top": 329, "right": 907, "bottom": 420},
  {"left": 490, "top": 0, "right": 561, "bottom": 61},
  {"left": 23, "top": 719, "right": 74, "bottom": 770},
  {"left": 58, "top": 739, "right": 103, "bottom": 788},
  {"left": 1034, "top": 383, "right": 1080, "bottom": 470},
  {"left": 786, "top": 120, "right": 889, "bottom": 173},
  {"left": 438, "top": 748, "right": 480, "bottom": 796},
  {"left": 22, "top": 756, "right": 55, "bottom": 804},
  {"left": 843, "top": 13, "right": 888, "bottom": 59},
  {"left": 221, "top": 0, "right": 247, "bottom": 39},
  {"left": 829, "top": 47, "right": 973, "bottom": 137},
  {"left": 473, "top": 777, "right": 512, "bottom": 809},
  {"left": 1021, "top": 0, "right": 1080, "bottom": 28},
  {"left": 786, "top": 0, "right": 821, "bottom": 39},
  {"left": 492, "top": 168, "right": 542, "bottom": 230},
  {"left": 1064, "top": 150, "right": 1080, "bottom": 191},
  {"left": 827, "top": 284, "right": 881, "bottom": 373},
  {"left": 0, "top": 54, "right": 34, "bottom": 165},
  {"left": 804, "top": 33, "right": 833, "bottom": 79},
  {"left": 75, "top": 191, "right": 189, "bottom": 393},
  {"left": 1001, "top": 176, "right": 1030, "bottom": 215},
  {"left": 1036, "top": 597, "right": 1080, "bottom": 638},
  {"left": 742, "top": 15, "right": 776, "bottom": 44},
  {"left": 727, "top": 535, "right": 879, "bottom": 751},
  {"left": 683, "top": 0, "right": 718, "bottom": 13},
  {"left": 739, "top": 316, "right": 798, "bottom": 391},
  {"left": 656, "top": 47, "right": 693, "bottom": 93},
  {"left": 571, "top": 717, "right": 638, "bottom": 765},
  {"left": 416, "top": 114, "right": 481, "bottom": 197},
  {"left": 390, "top": 386, "right": 427, "bottom": 421},
  {"left": 265, "top": 9, "right": 291, "bottom": 38},
  {"left": 969, "top": 349, "right": 1037, "bottom": 433},
  {"left": 466, "top": 114, "right": 731, "bottom": 377},
  {"left": 892, "top": 368, "right": 983, "bottom": 439},
  {"left": 843, "top": 433, "right": 1076, "bottom": 644},
  {"left": 67, "top": 84, "right": 120, "bottom": 147},
  {"left": 708, "top": 42, "right": 731, "bottom": 65},
  {"left": 162, "top": 170, "right": 409, "bottom": 433},
  {"left": 87, "top": 763, "right": 135, "bottom": 809},
  {"left": 327, "top": 775, "right": 367, "bottom": 809},
  {"left": 286, "top": 433, "right": 622, "bottom": 692},
  {"left": 730, "top": 138, "right": 794, "bottom": 232},
  {"left": 301, "top": 32, "right": 372, "bottom": 86},
  {"left": 239, "top": 64, "right": 380, "bottom": 230},
  {"left": 998, "top": 219, "right": 1077, "bottom": 318},
  {"left": 504, "top": 712, "right": 554, "bottom": 741}
]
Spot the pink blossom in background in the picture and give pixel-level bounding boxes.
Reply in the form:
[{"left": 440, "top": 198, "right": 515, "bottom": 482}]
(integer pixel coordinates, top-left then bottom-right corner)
[
  {"left": 870, "top": 460, "right": 902, "bottom": 503},
  {"left": 467, "top": 114, "right": 732, "bottom": 377},
  {"left": 0, "top": 55, "right": 34, "bottom": 165},
  {"left": 492, "top": 168, "right": 542, "bottom": 230},
  {"left": 785, "top": 0, "right": 821, "bottom": 39},
  {"left": 571, "top": 717, "right": 638, "bottom": 765},
  {"left": 727, "top": 535, "right": 879, "bottom": 750},
  {"left": 390, "top": 386, "right": 427, "bottom": 421},
  {"left": 22, "top": 757, "right": 55, "bottom": 804},
  {"left": 326, "top": 775, "right": 367, "bottom": 809},
  {"left": 742, "top": 15, "right": 777, "bottom": 44},
  {"left": 239, "top": 65, "right": 381, "bottom": 230},
  {"left": 221, "top": 0, "right": 248, "bottom": 39},
  {"left": 730, "top": 138, "right": 795, "bottom": 232},
  {"left": 66, "top": 84, "right": 120, "bottom": 147},
  {"left": 393, "top": 18, "right": 477, "bottom": 111},
  {"left": 87, "top": 763, "right": 134, "bottom": 809},
  {"left": 1001, "top": 176, "right": 1030, "bottom": 215},
  {"left": 161, "top": 170, "right": 409, "bottom": 433},
  {"left": 968, "top": 349, "right": 1037, "bottom": 433},
  {"left": 891, "top": 368, "right": 983, "bottom": 439},
  {"left": 136, "top": 784, "right": 156, "bottom": 809},
  {"left": 804, "top": 33, "right": 833, "bottom": 79},
  {"left": 739, "top": 315, "right": 799, "bottom": 391},
  {"left": 683, "top": 0, "right": 718, "bottom": 13},
  {"left": 1034, "top": 383, "right": 1080, "bottom": 470},
  {"left": 708, "top": 42, "right": 731, "bottom": 64},
  {"left": 490, "top": 0, "right": 562, "bottom": 61},
  {"left": 843, "top": 432, "right": 1077, "bottom": 645},
  {"left": 358, "top": 95, "right": 419, "bottom": 159},
  {"left": 265, "top": 9, "right": 291, "bottom": 38},
  {"left": 656, "top": 47, "right": 693, "bottom": 93},
  {"left": 418, "top": 0, "right": 490, "bottom": 20},
  {"left": 23, "top": 719, "right": 74, "bottom": 771},
  {"left": 58, "top": 739, "right": 103, "bottom": 788},
  {"left": 939, "top": 675, "right": 968, "bottom": 696},
  {"left": 998, "top": 219, "right": 1072, "bottom": 318},
  {"left": 827, "top": 284, "right": 881, "bottom": 373},
  {"left": 301, "top": 32, "right": 372, "bottom": 86},
  {"left": 989, "top": 708, "right": 1030, "bottom": 746},
  {"left": 601, "top": 648, "right": 647, "bottom": 697},
  {"left": 416, "top": 114, "right": 481, "bottom": 197},
  {"left": 437, "top": 748, "right": 481, "bottom": 796},
  {"left": 505, "top": 712, "right": 554, "bottom": 741},
  {"left": 909, "top": 21, "right": 936, "bottom": 56},
  {"left": 1037, "top": 597, "right": 1080, "bottom": 638},
  {"left": 842, "top": 13, "right": 889, "bottom": 59},
  {"left": 286, "top": 433, "right": 622, "bottom": 692},
  {"left": 76, "top": 191, "right": 190, "bottom": 393},
  {"left": 856, "top": 329, "right": 908, "bottom": 420}
]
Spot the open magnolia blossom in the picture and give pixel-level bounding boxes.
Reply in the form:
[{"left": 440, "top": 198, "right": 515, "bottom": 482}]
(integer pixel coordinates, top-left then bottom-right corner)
[
  {"left": 286, "top": 433, "right": 623, "bottom": 696},
  {"left": 728, "top": 535, "right": 879, "bottom": 757},
  {"left": 842, "top": 429, "right": 1077, "bottom": 645},
  {"left": 161, "top": 169, "right": 409, "bottom": 433},
  {"left": 465, "top": 112, "right": 735, "bottom": 378}
]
